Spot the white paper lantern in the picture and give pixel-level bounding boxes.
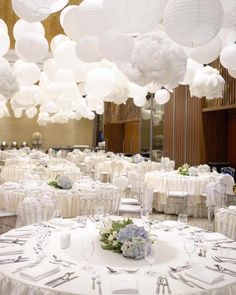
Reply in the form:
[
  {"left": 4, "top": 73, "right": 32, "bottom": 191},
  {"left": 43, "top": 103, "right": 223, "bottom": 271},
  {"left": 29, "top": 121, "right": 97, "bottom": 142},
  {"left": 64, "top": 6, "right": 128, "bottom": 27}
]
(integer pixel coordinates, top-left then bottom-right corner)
[
  {"left": 163, "top": 0, "right": 224, "bottom": 47},
  {"left": 104, "top": 0, "right": 167, "bottom": 35},
  {"left": 43, "top": 58, "right": 58, "bottom": 81},
  {"left": 141, "top": 108, "right": 151, "bottom": 120},
  {"left": 0, "top": 19, "right": 8, "bottom": 33},
  {"left": 76, "top": 0, "right": 110, "bottom": 37},
  {"left": 189, "top": 37, "right": 222, "bottom": 65},
  {"left": 221, "top": 0, "right": 236, "bottom": 12},
  {"left": 133, "top": 96, "right": 147, "bottom": 107},
  {"left": 0, "top": 29, "right": 10, "bottom": 57},
  {"left": 154, "top": 89, "right": 170, "bottom": 105},
  {"left": 50, "top": 0, "right": 69, "bottom": 13},
  {"left": 75, "top": 37, "right": 102, "bottom": 63},
  {"left": 129, "top": 82, "right": 148, "bottom": 99},
  {"left": 25, "top": 106, "right": 37, "bottom": 118},
  {"left": 228, "top": 68, "right": 236, "bottom": 78},
  {"left": 95, "top": 105, "right": 104, "bottom": 115},
  {"left": 54, "top": 40, "right": 79, "bottom": 70},
  {"left": 147, "top": 83, "right": 161, "bottom": 94},
  {"left": 14, "top": 62, "right": 41, "bottom": 85},
  {"left": 220, "top": 44, "right": 236, "bottom": 69},
  {"left": 15, "top": 32, "right": 49, "bottom": 62},
  {"left": 22, "top": 0, "right": 57, "bottom": 14},
  {"left": 50, "top": 34, "right": 69, "bottom": 53},
  {"left": 87, "top": 111, "right": 95, "bottom": 120},
  {"left": 86, "top": 94, "right": 102, "bottom": 110},
  {"left": 61, "top": 6, "right": 81, "bottom": 42},
  {"left": 225, "top": 30, "right": 236, "bottom": 45},
  {"left": 13, "top": 19, "right": 45, "bottom": 40},
  {"left": 41, "top": 102, "right": 58, "bottom": 113},
  {"left": 100, "top": 30, "right": 134, "bottom": 62},
  {"left": 12, "top": 0, "right": 50, "bottom": 22},
  {"left": 14, "top": 108, "right": 23, "bottom": 118},
  {"left": 54, "top": 69, "right": 75, "bottom": 84},
  {"left": 86, "top": 68, "right": 116, "bottom": 97},
  {"left": 13, "top": 85, "right": 40, "bottom": 108}
]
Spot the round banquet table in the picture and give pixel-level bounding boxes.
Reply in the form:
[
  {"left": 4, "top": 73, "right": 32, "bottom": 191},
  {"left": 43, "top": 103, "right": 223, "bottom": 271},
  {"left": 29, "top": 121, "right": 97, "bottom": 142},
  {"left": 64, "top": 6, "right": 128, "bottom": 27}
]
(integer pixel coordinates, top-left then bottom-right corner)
[
  {"left": 0, "top": 218, "right": 235, "bottom": 295},
  {"left": 0, "top": 180, "right": 121, "bottom": 218},
  {"left": 144, "top": 171, "right": 235, "bottom": 217}
]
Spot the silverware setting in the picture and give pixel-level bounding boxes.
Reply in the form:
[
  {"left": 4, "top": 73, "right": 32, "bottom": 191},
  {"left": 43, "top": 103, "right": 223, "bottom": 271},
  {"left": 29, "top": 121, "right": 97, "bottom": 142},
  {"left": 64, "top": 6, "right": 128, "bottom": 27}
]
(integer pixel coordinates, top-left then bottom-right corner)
[
  {"left": 45, "top": 272, "right": 78, "bottom": 288},
  {"left": 106, "top": 266, "right": 139, "bottom": 274},
  {"left": 212, "top": 256, "right": 236, "bottom": 264},
  {"left": 169, "top": 265, "right": 191, "bottom": 272},
  {"left": 168, "top": 270, "right": 204, "bottom": 289},
  {"left": 96, "top": 274, "right": 102, "bottom": 295},
  {"left": 91, "top": 272, "right": 96, "bottom": 290},
  {"left": 0, "top": 238, "right": 26, "bottom": 245},
  {"left": 0, "top": 255, "right": 29, "bottom": 265},
  {"left": 205, "top": 265, "right": 236, "bottom": 277},
  {"left": 160, "top": 277, "right": 171, "bottom": 294},
  {"left": 12, "top": 257, "right": 44, "bottom": 273},
  {"left": 52, "top": 255, "right": 77, "bottom": 266}
]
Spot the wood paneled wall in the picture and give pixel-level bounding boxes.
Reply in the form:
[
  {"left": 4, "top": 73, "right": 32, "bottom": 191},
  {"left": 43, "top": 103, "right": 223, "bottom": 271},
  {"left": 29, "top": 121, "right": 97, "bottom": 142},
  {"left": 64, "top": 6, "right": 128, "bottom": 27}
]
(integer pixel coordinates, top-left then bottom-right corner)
[{"left": 163, "top": 85, "right": 204, "bottom": 167}]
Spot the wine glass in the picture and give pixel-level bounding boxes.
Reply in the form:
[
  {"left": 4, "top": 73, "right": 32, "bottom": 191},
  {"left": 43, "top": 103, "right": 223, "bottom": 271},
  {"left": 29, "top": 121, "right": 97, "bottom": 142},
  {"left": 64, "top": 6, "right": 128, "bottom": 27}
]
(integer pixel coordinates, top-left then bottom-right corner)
[
  {"left": 81, "top": 240, "right": 94, "bottom": 271},
  {"left": 140, "top": 205, "right": 150, "bottom": 223},
  {"left": 145, "top": 240, "right": 158, "bottom": 276},
  {"left": 34, "top": 225, "right": 51, "bottom": 257},
  {"left": 184, "top": 237, "right": 197, "bottom": 265},
  {"left": 177, "top": 214, "right": 188, "bottom": 233}
]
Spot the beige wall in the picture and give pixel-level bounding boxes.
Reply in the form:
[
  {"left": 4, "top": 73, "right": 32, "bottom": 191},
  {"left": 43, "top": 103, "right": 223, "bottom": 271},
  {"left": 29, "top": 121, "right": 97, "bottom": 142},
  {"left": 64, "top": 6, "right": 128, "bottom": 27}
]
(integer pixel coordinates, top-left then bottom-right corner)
[{"left": 0, "top": 109, "right": 94, "bottom": 150}]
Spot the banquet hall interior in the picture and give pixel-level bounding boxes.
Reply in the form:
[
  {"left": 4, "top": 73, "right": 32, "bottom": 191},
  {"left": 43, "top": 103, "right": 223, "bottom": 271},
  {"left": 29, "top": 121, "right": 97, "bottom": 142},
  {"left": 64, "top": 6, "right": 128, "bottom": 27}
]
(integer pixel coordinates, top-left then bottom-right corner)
[{"left": 0, "top": 0, "right": 235, "bottom": 294}]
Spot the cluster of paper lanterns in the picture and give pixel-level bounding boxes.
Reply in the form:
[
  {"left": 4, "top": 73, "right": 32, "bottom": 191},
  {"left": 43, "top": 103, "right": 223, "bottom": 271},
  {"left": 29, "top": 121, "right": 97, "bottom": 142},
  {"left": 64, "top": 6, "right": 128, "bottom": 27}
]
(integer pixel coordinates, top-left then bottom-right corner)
[{"left": 0, "top": 0, "right": 236, "bottom": 124}]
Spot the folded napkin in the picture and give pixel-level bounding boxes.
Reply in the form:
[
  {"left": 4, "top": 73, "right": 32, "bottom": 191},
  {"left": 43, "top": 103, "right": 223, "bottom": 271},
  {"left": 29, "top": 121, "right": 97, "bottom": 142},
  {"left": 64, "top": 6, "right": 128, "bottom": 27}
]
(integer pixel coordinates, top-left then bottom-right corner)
[
  {"left": 112, "top": 275, "right": 138, "bottom": 294},
  {"left": 202, "top": 232, "right": 228, "bottom": 242},
  {"left": 20, "top": 262, "right": 60, "bottom": 281},
  {"left": 50, "top": 219, "right": 77, "bottom": 227},
  {"left": 4, "top": 231, "right": 32, "bottom": 239},
  {"left": 0, "top": 245, "right": 23, "bottom": 256},
  {"left": 185, "top": 265, "right": 223, "bottom": 284}
]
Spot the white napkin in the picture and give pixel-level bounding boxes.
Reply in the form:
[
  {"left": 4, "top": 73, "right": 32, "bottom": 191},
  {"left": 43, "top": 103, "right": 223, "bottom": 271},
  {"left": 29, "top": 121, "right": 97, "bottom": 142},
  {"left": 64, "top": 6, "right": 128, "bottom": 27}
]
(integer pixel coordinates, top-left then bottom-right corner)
[
  {"left": 202, "top": 232, "right": 228, "bottom": 242},
  {"left": 0, "top": 246, "right": 23, "bottom": 256},
  {"left": 50, "top": 219, "right": 76, "bottom": 227},
  {"left": 4, "top": 231, "right": 33, "bottom": 239},
  {"left": 20, "top": 262, "right": 60, "bottom": 281},
  {"left": 112, "top": 275, "right": 138, "bottom": 294},
  {"left": 185, "top": 265, "right": 223, "bottom": 284},
  {"left": 229, "top": 206, "right": 236, "bottom": 211}
]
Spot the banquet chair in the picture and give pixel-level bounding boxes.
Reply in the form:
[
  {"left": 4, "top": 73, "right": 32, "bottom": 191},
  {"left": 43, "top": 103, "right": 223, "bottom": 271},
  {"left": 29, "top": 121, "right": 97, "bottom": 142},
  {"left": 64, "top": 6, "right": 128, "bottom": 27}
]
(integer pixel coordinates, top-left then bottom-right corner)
[
  {"left": 165, "top": 183, "right": 188, "bottom": 215},
  {"left": 215, "top": 206, "right": 236, "bottom": 240},
  {"left": 16, "top": 194, "right": 57, "bottom": 227},
  {"left": 221, "top": 166, "right": 235, "bottom": 178}
]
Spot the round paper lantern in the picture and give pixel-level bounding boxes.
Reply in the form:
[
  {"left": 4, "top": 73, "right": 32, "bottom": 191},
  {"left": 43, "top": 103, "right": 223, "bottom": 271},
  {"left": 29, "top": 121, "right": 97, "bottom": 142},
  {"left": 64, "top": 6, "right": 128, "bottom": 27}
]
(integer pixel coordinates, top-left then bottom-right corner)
[
  {"left": 189, "top": 36, "right": 222, "bottom": 65},
  {"left": 54, "top": 69, "right": 75, "bottom": 84},
  {"left": 86, "top": 94, "right": 102, "bottom": 110},
  {"left": 228, "top": 68, "right": 236, "bottom": 78},
  {"left": 133, "top": 96, "right": 147, "bottom": 107},
  {"left": 87, "top": 111, "right": 95, "bottom": 120},
  {"left": 96, "top": 105, "right": 104, "bottom": 115},
  {"left": 100, "top": 30, "right": 134, "bottom": 62},
  {"left": 75, "top": 37, "right": 101, "bottom": 63},
  {"left": 25, "top": 106, "right": 37, "bottom": 118},
  {"left": 50, "top": 34, "right": 69, "bottom": 53},
  {"left": 147, "top": 83, "right": 160, "bottom": 94},
  {"left": 41, "top": 102, "right": 58, "bottom": 113},
  {"left": 0, "top": 19, "right": 8, "bottom": 33},
  {"left": 154, "top": 89, "right": 170, "bottom": 105},
  {"left": 220, "top": 44, "right": 236, "bottom": 69},
  {"left": 13, "top": 19, "right": 45, "bottom": 40},
  {"left": 86, "top": 68, "right": 116, "bottom": 97},
  {"left": 50, "top": 0, "right": 69, "bottom": 13},
  {"left": 14, "top": 62, "right": 41, "bottom": 85},
  {"left": 225, "top": 30, "right": 236, "bottom": 45},
  {"left": 104, "top": 0, "right": 167, "bottom": 35},
  {"left": 61, "top": 6, "right": 81, "bottom": 42},
  {"left": 54, "top": 40, "right": 79, "bottom": 70},
  {"left": 0, "top": 29, "right": 10, "bottom": 57},
  {"left": 141, "top": 108, "right": 151, "bottom": 120},
  {"left": 129, "top": 82, "right": 148, "bottom": 99},
  {"left": 163, "top": 0, "right": 224, "bottom": 47},
  {"left": 15, "top": 32, "right": 49, "bottom": 62},
  {"left": 11, "top": 0, "right": 50, "bottom": 22},
  {"left": 43, "top": 58, "right": 58, "bottom": 80},
  {"left": 76, "top": 0, "right": 110, "bottom": 37},
  {"left": 13, "top": 85, "right": 40, "bottom": 108},
  {"left": 221, "top": 0, "right": 236, "bottom": 12}
]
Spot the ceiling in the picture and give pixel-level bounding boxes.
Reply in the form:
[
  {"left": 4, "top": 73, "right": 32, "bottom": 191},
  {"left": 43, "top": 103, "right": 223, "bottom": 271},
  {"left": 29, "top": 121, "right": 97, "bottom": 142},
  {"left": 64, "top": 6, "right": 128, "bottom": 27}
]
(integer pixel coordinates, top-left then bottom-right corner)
[{"left": 0, "top": 0, "right": 83, "bottom": 47}]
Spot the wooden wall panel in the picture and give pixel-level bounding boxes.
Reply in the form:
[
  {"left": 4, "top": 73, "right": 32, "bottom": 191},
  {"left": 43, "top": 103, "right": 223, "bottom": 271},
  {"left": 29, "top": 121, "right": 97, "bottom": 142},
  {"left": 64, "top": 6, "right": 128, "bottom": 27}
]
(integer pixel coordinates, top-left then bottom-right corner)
[
  {"left": 163, "top": 93, "right": 174, "bottom": 159},
  {"left": 124, "top": 121, "right": 140, "bottom": 154},
  {"left": 227, "top": 111, "right": 236, "bottom": 168},
  {"left": 104, "top": 124, "right": 124, "bottom": 153}
]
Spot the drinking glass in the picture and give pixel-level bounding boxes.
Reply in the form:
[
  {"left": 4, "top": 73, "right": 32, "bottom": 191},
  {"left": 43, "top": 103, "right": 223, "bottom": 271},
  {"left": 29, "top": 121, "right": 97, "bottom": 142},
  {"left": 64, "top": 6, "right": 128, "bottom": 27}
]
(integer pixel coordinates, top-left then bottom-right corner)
[
  {"left": 145, "top": 240, "right": 158, "bottom": 276},
  {"left": 140, "top": 206, "right": 150, "bottom": 223},
  {"left": 177, "top": 214, "right": 188, "bottom": 232},
  {"left": 34, "top": 225, "right": 51, "bottom": 257},
  {"left": 82, "top": 240, "right": 94, "bottom": 271},
  {"left": 184, "top": 237, "right": 197, "bottom": 265}
]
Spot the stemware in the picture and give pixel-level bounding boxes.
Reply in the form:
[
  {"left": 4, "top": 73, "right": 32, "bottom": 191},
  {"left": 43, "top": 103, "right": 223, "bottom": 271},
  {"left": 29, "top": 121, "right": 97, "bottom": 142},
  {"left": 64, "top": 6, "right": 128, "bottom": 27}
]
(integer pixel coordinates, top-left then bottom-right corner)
[
  {"left": 177, "top": 214, "right": 188, "bottom": 232},
  {"left": 144, "top": 240, "right": 158, "bottom": 276},
  {"left": 34, "top": 225, "right": 51, "bottom": 257},
  {"left": 184, "top": 236, "right": 197, "bottom": 265},
  {"left": 81, "top": 240, "right": 94, "bottom": 271},
  {"left": 140, "top": 205, "right": 150, "bottom": 223}
]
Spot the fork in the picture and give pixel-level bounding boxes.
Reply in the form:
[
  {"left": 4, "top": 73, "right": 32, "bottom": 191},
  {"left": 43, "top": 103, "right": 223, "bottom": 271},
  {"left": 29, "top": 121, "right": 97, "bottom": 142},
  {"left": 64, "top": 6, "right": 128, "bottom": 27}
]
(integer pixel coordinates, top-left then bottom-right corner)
[
  {"left": 51, "top": 275, "right": 79, "bottom": 288},
  {"left": 45, "top": 272, "right": 75, "bottom": 286},
  {"left": 161, "top": 277, "right": 171, "bottom": 294},
  {"left": 96, "top": 274, "right": 102, "bottom": 295},
  {"left": 178, "top": 274, "right": 205, "bottom": 290},
  {"left": 212, "top": 256, "right": 236, "bottom": 264}
]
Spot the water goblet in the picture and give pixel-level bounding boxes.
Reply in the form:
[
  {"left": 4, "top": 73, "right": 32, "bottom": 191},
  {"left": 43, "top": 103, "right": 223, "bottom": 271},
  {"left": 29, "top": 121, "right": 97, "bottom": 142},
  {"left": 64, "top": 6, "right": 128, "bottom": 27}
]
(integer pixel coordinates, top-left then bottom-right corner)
[
  {"left": 177, "top": 214, "right": 188, "bottom": 233},
  {"left": 184, "top": 236, "right": 197, "bottom": 265},
  {"left": 145, "top": 240, "right": 158, "bottom": 276},
  {"left": 81, "top": 240, "right": 94, "bottom": 271}
]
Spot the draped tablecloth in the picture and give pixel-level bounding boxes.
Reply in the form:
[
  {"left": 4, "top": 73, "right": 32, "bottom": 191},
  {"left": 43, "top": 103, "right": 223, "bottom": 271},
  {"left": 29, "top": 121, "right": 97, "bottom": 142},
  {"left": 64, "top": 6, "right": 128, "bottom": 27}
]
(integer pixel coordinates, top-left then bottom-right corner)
[
  {"left": 144, "top": 171, "right": 235, "bottom": 217},
  {"left": 0, "top": 180, "right": 122, "bottom": 218},
  {"left": 0, "top": 218, "right": 235, "bottom": 295}
]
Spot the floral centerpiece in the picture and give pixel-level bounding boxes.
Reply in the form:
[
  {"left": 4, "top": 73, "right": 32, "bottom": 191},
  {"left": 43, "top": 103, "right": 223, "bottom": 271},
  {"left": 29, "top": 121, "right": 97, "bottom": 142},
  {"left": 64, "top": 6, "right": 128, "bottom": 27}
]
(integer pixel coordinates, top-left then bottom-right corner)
[
  {"left": 100, "top": 218, "right": 149, "bottom": 260},
  {"left": 177, "top": 163, "right": 190, "bottom": 176},
  {"left": 48, "top": 175, "right": 73, "bottom": 189}
]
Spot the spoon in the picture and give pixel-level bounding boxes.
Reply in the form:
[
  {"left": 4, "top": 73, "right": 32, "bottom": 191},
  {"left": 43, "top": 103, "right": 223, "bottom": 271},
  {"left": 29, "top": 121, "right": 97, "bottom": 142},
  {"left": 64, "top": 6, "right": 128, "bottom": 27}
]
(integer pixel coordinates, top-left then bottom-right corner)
[
  {"left": 106, "top": 266, "right": 139, "bottom": 274},
  {"left": 52, "top": 255, "right": 76, "bottom": 265}
]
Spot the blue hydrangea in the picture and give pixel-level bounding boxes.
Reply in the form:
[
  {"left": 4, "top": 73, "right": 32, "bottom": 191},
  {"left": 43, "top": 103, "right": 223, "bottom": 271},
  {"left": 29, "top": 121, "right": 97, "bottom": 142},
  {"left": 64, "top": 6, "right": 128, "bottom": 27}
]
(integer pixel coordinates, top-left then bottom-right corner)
[
  {"left": 116, "top": 224, "right": 148, "bottom": 244},
  {"left": 121, "top": 237, "right": 146, "bottom": 260}
]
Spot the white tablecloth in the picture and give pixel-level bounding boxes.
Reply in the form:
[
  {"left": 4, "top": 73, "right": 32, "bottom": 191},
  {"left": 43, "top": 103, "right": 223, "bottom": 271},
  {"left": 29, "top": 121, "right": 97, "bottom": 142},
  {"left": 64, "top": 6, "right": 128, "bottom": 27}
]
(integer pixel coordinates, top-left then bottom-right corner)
[
  {"left": 0, "top": 180, "right": 122, "bottom": 218},
  {"left": 0, "top": 219, "right": 235, "bottom": 295},
  {"left": 145, "top": 171, "right": 235, "bottom": 217}
]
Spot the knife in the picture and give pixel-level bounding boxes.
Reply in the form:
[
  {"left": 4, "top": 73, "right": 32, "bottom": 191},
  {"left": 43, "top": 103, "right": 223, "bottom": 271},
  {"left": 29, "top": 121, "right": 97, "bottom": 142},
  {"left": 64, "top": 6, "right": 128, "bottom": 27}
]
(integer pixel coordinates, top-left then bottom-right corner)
[
  {"left": 52, "top": 276, "right": 79, "bottom": 288},
  {"left": 205, "top": 266, "right": 236, "bottom": 277}
]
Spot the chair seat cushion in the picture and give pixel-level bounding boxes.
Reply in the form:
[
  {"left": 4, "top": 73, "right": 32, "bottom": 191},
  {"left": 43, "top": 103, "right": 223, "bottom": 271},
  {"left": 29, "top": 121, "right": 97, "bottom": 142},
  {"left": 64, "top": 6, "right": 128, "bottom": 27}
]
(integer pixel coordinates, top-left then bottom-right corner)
[
  {"left": 119, "top": 204, "right": 141, "bottom": 213},
  {"left": 120, "top": 198, "right": 141, "bottom": 205},
  {"left": 169, "top": 191, "right": 188, "bottom": 198}
]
